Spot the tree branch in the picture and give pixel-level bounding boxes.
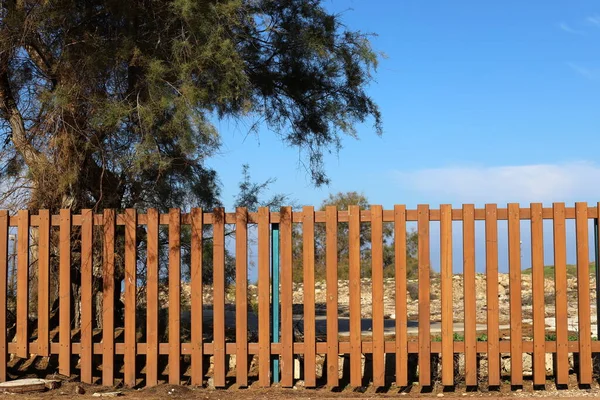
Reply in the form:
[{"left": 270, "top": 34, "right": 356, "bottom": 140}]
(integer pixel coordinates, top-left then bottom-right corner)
[
  {"left": 24, "top": 34, "right": 57, "bottom": 86},
  {"left": 0, "top": 66, "right": 47, "bottom": 167}
]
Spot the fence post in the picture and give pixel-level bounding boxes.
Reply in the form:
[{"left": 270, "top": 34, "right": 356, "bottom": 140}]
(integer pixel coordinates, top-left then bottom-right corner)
[
  {"left": 595, "top": 217, "right": 599, "bottom": 338},
  {"left": 272, "top": 223, "right": 280, "bottom": 383}
]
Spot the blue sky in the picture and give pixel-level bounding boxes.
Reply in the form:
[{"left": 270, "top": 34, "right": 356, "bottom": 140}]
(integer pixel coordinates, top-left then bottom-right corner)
[{"left": 210, "top": 1, "right": 600, "bottom": 273}]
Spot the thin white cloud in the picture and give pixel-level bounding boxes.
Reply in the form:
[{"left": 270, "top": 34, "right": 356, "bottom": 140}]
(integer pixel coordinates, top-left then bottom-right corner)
[
  {"left": 587, "top": 15, "right": 600, "bottom": 27},
  {"left": 393, "top": 161, "right": 600, "bottom": 205},
  {"left": 558, "top": 22, "right": 585, "bottom": 35},
  {"left": 567, "top": 62, "right": 600, "bottom": 81}
]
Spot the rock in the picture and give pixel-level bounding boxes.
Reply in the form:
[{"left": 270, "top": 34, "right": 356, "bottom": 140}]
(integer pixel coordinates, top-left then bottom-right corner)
[
  {"left": 0, "top": 379, "right": 48, "bottom": 393},
  {"left": 437, "top": 393, "right": 444, "bottom": 397},
  {"left": 522, "top": 353, "right": 532, "bottom": 376},
  {"left": 44, "top": 380, "right": 61, "bottom": 390},
  {"left": 92, "top": 392, "right": 123, "bottom": 397},
  {"left": 546, "top": 354, "right": 554, "bottom": 373},
  {"left": 294, "top": 358, "right": 302, "bottom": 379},
  {"left": 74, "top": 385, "right": 86, "bottom": 395},
  {"left": 207, "top": 377, "right": 215, "bottom": 390}
]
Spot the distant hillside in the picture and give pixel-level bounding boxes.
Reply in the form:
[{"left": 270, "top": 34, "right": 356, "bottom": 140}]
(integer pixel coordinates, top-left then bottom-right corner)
[{"left": 521, "top": 262, "right": 596, "bottom": 279}]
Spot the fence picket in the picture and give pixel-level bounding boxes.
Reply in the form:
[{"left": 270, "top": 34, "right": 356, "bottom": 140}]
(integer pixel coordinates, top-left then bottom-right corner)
[
  {"left": 303, "top": 206, "right": 316, "bottom": 387},
  {"left": 440, "top": 204, "right": 453, "bottom": 386},
  {"left": 530, "top": 203, "right": 545, "bottom": 386},
  {"left": 553, "top": 203, "right": 568, "bottom": 385},
  {"left": 124, "top": 209, "right": 137, "bottom": 387},
  {"left": 462, "top": 204, "right": 477, "bottom": 386},
  {"left": 348, "top": 205, "right": 362, "bottom": 387},
  {"left": 280, "top": 207, "right": 294, "bottom": 387},
  {"left": 59, "top": 209, "right": 72, "bottom": 377},
  {"left": 258, "top": 207, "right": 271, "bottom": 387},
  {"left": 191, "top": 208, "right": 204, "bottom": 386},
  {"left": 37, "top": 210, "right": 50, "bottom": 357},
  {"left": 394, "top": 205, "right": 408, "bottom": 387},
  {"left": 575, "top": 202, "right": 592, "bottom": 384},
  {"left": 417, "top": 204, "right": 431, "bottom": 387},
  {"left": 80, "top": 209, "right": 93, "bottom": 384},
  {"left": 485, "top": 204, "right": 500, "bottom": 387},
  {"left": 16, "top": 210, "right": 29, "bottom": 359},
  {"left": 146, "top": 209, "right": 159, "bottom": 387},
  {"left": 325, "top": 206, "right": 338, "bottom": 388},
  {"left": 0, "top": 211, "right": 8, "bottom": 382},
  {"left": 235, "top": 208, "right": 248, "bottom": 387},
  {"left": 169, "top": 209, "right": 182, "bottom": 385},
  {"left": 371, "top": 205, "right": 385, "bottom": 387},
  {"left": 508, "top": 203, "right": 523, "bottom": 386},
  {"left": 102, "top": 210, "right": 115, "bottom": 386},
  {"left": 213, "top": 208, "right": 226, "bottom": 387}
]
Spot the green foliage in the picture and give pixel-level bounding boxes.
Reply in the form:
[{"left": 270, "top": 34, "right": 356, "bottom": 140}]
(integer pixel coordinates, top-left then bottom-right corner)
[
  {"left": 292, "top": 191, "right": 419, "bottom": 282},
  {"left": 521, "top": 263, "right": 596, "bottom": 279},
  {"left": 407, "top": 282, "right": 419, "bottom": 301},
  {"left": 545, "top": 332, "right": 580, "bottom": 341},
  {"left": 234, "top": 164, "right": 290, "bottom": 211},
  {"left": 0, "top": 0, "right": 381, "bottom": 212}
]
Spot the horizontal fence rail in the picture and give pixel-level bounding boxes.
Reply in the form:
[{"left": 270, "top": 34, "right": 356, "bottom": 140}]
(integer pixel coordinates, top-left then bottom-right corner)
[{"left": 0, "top": 203, "right": 598, "bottom": 389}]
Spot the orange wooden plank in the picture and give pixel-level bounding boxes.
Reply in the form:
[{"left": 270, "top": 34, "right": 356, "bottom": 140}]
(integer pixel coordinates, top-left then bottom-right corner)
[
  {"left": 59, "top": 209, "right": 72, "bottom": 377},
  {"left": 530, "top": 203, "right": 545, "bottom": 386},
  {"left": 13, "top": 338, "right": 600, "bottom": 356},
  {"left": 440, "top": 204, "right": 453, "bottom": 386},
  {"left": 16, "top": 209, "right": 29, "bottom": 359},
  {"left": 394, "top": 205, "right": 408, "bottom": 387},
  {"left": 11, "top": 206, "right": 595, "bottom": 226},
  {"left": 371, "top": 205, "right": 385, "bottom": 387},
  {"left": 102, "top": 209, "right": 115, "bottom": 386},
  {"left": 190, "top": 208, "right": 204, "bottom": 386},
  {"left": 552, "top": 203, "right": 568, "bottom": 385},
  {"left": 258, "top": 207, "right": 271, "bottom": 387},
  {"left": 303, "top": 206, "right": 316, "bottom": 387},
  {"left": 280, "top": 207, "right": 294, "bottom": 387},
  {"left": 575, "top": 202, "right": 592, "bottom": 384},
  {"left": 235, "top": 208, "right": 248, "bottom": 387},
  {"left": 146, "top": 209, "right": 159, "bottom": 387},
  {"left": 485, "top": 204, "right": 500, "bottom": 386},
  {"left": 417, "top": 204, "right": 431, "bottom": 387},
  {"left": 169, "top": 209, "right": 182, "bottom": 385},
  {"left": 213, "top": 208, "right": 226, "bottom": 387},
  {"left": 0, "top": 211, "right": 9, "bottom": 382},
  {"left": 80, "top": 209, "right": 93, "bottom": 383},
  {"left": 462, "top": 204, "right": 477, "bottom": 386},
  {"left": 348, "top": 205, "right": 362, "bottom": 387},
  {"left": 325, "top": 206, "right": 339, "bottom": 388},
  {"left": 37, "top": 210, "right": 51, "bottom": 357},
  {"left": 508, "top": 203, "right": 523, "bottom": 385},
  {"left": 124, "top": 209, "right": 137, "bottom": 387}
]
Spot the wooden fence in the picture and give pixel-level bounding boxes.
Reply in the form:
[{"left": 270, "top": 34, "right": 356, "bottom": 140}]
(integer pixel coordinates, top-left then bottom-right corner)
[{"left": 0, "top": 203, "right": 598, "bottom": 388}]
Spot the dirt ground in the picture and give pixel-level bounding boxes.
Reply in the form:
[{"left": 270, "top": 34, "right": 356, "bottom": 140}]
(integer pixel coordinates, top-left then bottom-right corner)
[{"left": 3, "top": 375, "right": 600, "bottom": 400}]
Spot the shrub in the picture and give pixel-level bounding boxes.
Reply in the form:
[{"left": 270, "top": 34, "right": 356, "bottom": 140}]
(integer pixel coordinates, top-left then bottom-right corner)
[{"left": 407, "top": 282, "right": 419, "bottom": 300}]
